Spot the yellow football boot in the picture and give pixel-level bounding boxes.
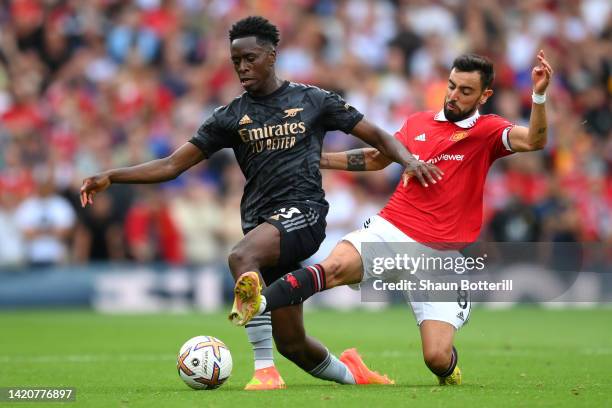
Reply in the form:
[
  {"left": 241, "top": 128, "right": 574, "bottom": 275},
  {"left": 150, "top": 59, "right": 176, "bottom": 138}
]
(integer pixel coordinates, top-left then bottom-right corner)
[
  {"left": 229, "top": 271, "right": 263, "bottom": 326},
  {"left": 437, "top": 365, "right": 462, "bottom": 385}
]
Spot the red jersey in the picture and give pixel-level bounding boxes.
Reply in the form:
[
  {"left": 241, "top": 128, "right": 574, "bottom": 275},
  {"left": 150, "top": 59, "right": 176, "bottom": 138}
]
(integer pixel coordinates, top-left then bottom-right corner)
[{"left": 379, "top": 110, "right": 515, "bottom": 244}]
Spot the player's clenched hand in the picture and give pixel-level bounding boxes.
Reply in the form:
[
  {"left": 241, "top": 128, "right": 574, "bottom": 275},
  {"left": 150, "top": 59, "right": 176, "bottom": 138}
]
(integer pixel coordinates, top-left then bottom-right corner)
[
  {"left": 532, "top": 50, "right": 553, "bottom": 94},
  {"left": 402, "top": 157, "right": 443, "bottom": 188},
  {"left": 80, "top": 174, "right": 111, "bottom": 207}
]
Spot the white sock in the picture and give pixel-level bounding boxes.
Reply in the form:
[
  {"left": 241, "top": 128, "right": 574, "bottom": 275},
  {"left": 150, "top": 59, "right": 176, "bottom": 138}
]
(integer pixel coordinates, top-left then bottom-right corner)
[
  {"left": 255, "top": 359, "right": 274, "bottom": 370},
  {"left": 309, "top": 350, "right": 356, "bottom": 384},
  {"left": 257, "top": 296, "right": 267, "bottom": 315},
  {"left": 245, "top": 312, "right": 274, "bottom": 371}
]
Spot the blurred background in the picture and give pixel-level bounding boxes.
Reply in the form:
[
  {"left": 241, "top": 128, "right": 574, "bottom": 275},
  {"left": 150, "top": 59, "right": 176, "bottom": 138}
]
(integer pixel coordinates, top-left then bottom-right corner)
[{"left": 0, "top": 0, "right": 610, "bottom": 310}]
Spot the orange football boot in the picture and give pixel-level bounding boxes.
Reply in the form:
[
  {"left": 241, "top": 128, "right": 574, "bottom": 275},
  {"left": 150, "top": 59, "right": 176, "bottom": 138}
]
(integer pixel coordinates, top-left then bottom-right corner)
[
  {"left": 339, "top": 348, "right": 395, "bottom": 385},
  {"left": 244, "top": 366, "right": 287, "bottom": 391}
]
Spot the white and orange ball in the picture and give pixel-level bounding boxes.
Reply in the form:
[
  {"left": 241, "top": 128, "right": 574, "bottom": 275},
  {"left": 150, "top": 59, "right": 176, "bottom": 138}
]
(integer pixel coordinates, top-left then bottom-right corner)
[{"left": 177, "top": 336, "right": 232, "bottom": 390}]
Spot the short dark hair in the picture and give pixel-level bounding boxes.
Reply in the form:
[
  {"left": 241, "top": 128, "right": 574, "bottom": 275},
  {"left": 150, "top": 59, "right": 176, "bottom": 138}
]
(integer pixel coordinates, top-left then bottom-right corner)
[
  {"left": 229, "top": 16, "right": 280, "bottom": 48},
  {"left": 451, "top": 54, "right": 495, "bottom": 90}
]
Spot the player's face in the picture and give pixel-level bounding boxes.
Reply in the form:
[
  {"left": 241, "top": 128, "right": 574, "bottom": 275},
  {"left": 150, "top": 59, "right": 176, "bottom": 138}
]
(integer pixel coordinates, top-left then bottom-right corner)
[
  {"left": 444, "top": 69, "right": 493, "bottom": 122},
  {"left": 230, "top": 37, "right": 276, "bottom": 95}
]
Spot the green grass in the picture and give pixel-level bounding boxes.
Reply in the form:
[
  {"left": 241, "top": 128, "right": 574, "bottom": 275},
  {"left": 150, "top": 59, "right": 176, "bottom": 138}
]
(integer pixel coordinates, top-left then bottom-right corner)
[{"left": 0, "top": 307, "right": 611, "bottom": 407}]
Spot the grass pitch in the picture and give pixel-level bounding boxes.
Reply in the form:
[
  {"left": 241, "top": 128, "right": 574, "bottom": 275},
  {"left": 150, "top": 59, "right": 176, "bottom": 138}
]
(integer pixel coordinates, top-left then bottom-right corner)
[{"left": 0, "top": 307, "right": 610, "bottom": 407}]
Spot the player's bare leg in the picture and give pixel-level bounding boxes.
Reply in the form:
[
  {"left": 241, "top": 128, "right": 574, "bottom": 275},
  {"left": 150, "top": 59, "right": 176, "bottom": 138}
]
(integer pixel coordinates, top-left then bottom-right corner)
[
  {"left": 228, "top": 223, "right": 282, "bottom": 276},
  {"left": 271, "top": 304, "right": 392, "bottom": 385},
  {"left": 231, "top": 240, "right": 364, "bottom": 323},
  {"left": 231, "top": 240, "right": 393, "bottom": 385},
  {"left": 227, "top": 223, "right": 286, "bottom": 390},
  {"left": 229, "top": 222, "right": 361, "bottom": 388},
  {"left": 319, "top": 241, "right": 364, "bottom": 287},
  {"left": 420, "top": 320, "right": 461, "bottom": 385}
]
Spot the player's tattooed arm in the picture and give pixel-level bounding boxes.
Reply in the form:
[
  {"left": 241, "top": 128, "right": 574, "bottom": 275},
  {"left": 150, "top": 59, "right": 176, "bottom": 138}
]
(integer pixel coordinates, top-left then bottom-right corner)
[
  {"left": 349, "top": 119, "right": 443, "bottom": 187},
  {"left": 507, "top": 106, "right": 548, "bottom": 152},
  {"left": 346, "top": 150, "right": 366, "bottom": 170},
  {"left": 320, "top": 148, "right": 391, "bottom": 171}
]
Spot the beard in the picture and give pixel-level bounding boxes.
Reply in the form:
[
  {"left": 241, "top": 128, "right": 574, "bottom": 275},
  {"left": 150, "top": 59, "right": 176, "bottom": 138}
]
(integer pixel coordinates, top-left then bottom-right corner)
[{"left": 443, "top": 101, "right": 478, "bottom": 122}]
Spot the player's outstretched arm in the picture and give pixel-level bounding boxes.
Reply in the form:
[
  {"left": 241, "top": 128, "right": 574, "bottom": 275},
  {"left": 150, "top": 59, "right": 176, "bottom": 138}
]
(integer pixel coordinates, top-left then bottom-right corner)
[
  {"left": 507, "top": 50, "right": 553, "bottom": 152},
  {"left": 347, "top": 119, "right": 443, "bottom": 187},
  {"left": 320, "top": 148, "right": 392, "bottom": 171},
  {"left": 80, "top": 142, "right": 205, "bottom": 207}
]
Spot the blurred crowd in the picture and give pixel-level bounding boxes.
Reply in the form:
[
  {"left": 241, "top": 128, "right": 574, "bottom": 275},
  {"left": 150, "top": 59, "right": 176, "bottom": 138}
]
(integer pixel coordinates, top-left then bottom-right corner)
[{"left": 0, "top": 0, "right": 610, "bottom": 268}]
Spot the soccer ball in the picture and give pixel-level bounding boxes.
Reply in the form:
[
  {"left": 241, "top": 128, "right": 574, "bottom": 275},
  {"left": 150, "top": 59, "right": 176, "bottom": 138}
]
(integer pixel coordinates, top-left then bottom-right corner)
[{"left": 177, "top": 336, "right": 232, "bottom": 390}]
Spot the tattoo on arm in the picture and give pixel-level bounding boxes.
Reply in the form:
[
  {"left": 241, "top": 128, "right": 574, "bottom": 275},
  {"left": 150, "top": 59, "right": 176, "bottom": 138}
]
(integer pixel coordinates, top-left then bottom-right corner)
[
  {"left": 537, "top": 127, "right": 546, "bottom": 135},
  {"left": 346, "top": 150, "right": 366, "bottom": 171}
]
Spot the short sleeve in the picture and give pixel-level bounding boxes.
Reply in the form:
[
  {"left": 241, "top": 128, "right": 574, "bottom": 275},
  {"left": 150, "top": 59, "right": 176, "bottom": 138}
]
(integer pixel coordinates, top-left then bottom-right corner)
[
  {"left": 393, "top": 117, "right": 413, "bottom": 145},
  {"left": 486, "top": 116, "right": 516, "bottom": 161},
  {"left": 189, "top": 111, "right": 233, "bottom": 158},
  {"left": 320, "top": 91, "right": 364, "bottom": 133}
]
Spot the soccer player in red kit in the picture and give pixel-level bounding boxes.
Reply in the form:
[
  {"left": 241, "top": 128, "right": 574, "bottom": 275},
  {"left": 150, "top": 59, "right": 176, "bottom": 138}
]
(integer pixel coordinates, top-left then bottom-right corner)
[{"left": 230, "top": 51, "right": 553, "bottom": 385}]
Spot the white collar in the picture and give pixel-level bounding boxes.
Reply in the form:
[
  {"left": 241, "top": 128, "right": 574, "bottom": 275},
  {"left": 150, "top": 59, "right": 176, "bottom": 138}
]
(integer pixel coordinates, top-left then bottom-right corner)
[{"left": 434, "top": 109, "right": 480, "bottom": 129}]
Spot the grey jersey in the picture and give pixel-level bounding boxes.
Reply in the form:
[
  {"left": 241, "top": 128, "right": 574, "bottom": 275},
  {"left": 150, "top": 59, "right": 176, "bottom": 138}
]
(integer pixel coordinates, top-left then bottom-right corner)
[{"left": 190, "top": 81, "right": 363, "bottom": 231}]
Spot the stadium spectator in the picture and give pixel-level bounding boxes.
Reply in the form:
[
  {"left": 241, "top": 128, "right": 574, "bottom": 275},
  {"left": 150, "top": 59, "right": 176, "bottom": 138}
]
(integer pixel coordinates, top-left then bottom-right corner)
[
  {"left": 124, "top": 186, "right": 183, "bottom": 264},
  {"left": 13, "top": 167, "right": 76, "bottom": 267},
  {"left": 0, "top": 0, "right": 609, "bottom": 269},
  {"left": 72, "top": 192, "right": 125, "bottom": 262},
  {"left": 169, "top": 178, "right": 225, "bottom": 265},
  {"left": 0, "top": 189, "right": 26, "bottom": 268}
]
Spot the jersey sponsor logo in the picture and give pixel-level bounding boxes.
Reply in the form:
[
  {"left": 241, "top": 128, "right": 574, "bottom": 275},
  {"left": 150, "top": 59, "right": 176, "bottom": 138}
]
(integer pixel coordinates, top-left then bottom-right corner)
[
  {"left": 412, "top": 153, "right": 465, "bottom": 164},
  {"left": 414, "top": 133, "right": 426, "bottom": 141},
  {"left": 283, "top": 108, "right": 304, "bottom": 118},
  {"left": 239, "top": 118, "right": 306, "bottom": 153},
  {"left": 239, "top": 122, "right": 306, "bottom": 143},
  {"left": 428, "top": 153, "right": 465, "bottom": 164},
  {"left": 238, "top": 107, "right": 308, "bottom": 153},
  {"left": 450, "top": 130, "right": 469, "bottom": 142},
  {"left": 239, "top": 114, "right": 253, "bottom": 125}
]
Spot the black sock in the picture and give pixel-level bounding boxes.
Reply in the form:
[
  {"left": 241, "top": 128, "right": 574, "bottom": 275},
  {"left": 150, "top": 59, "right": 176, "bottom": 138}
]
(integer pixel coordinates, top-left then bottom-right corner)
[
  {"left": 434, "top": 346, "right": 458, "bottom": 377},
  {"left": 262, "top": 264, "right": 326, "bottom": 313}
]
